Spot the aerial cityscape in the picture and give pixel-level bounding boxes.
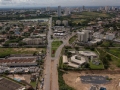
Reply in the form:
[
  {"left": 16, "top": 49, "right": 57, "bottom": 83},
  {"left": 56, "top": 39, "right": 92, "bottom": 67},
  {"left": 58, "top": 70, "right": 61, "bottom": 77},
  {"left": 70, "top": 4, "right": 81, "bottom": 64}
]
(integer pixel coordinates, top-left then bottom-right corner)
[{"left": 0, "top": 0, "right": 120, "bottom": 90}]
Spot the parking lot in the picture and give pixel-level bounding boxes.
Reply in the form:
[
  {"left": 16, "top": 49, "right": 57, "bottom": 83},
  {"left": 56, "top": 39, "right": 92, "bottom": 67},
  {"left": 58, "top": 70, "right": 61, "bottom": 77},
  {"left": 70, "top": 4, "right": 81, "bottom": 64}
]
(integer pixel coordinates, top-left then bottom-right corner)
[
  {"left": 63, "top": 71, "right": 120, "bottom": 90},
  {"left": 80, "top": 75, "right": 110, "bottom": 84}
]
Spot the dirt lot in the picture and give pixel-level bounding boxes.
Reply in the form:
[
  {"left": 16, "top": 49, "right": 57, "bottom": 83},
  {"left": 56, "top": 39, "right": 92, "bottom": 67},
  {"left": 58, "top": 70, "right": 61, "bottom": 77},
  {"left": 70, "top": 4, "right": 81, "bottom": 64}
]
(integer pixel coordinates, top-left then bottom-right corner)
[{"left": 63, "top": 71, "right": 120, "bottom": 90}]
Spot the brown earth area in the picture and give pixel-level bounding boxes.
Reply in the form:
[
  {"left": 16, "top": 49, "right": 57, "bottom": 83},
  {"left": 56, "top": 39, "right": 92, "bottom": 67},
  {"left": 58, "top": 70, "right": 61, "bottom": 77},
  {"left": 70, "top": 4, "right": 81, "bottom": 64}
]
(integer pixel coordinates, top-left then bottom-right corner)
[{"left": 63, "top": 71, "right": 120, "bottom": 90}]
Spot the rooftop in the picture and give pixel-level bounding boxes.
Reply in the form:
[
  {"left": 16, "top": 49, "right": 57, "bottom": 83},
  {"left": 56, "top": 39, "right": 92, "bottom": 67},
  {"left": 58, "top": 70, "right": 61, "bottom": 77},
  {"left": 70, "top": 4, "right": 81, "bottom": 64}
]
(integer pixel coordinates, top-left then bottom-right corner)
[
  {"left": 0, "top": 77, "right": 24, "bottom": 90},
  {"left": 71, "top": 55, "right": 86, "bottom": 65},
  {"left": 79, "top": 51, "right": 97, "bottom": 57}
]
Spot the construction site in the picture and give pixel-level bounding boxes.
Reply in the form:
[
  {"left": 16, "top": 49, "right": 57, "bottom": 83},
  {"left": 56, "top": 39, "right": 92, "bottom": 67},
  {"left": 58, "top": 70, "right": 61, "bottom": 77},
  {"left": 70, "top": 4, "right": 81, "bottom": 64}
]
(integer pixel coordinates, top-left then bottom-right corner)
[{"left": 63, "top": 71, "right": 120, "bottom": 90}]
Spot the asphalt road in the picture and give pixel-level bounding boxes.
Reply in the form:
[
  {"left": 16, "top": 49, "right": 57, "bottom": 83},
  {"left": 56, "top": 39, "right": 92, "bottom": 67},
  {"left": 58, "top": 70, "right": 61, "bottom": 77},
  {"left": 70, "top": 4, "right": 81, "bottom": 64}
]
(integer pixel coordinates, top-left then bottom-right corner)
[
  {"left": 44, "top": 17, "right": 77, "bottom": 90},
  {"left": 44, "top": 17, "right": 52, "bottom": 90}
]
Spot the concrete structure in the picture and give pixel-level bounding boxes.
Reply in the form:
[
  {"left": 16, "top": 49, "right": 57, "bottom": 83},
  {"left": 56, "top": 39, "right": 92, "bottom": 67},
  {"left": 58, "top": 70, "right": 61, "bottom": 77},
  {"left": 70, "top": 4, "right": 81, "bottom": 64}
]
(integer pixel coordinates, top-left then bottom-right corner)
[
  {"left": 77, "top": 30, "right": 90, "bottom": 42},
  {"left": 0, "top": 77, "right": 25, "bottom": 90},
  {"left": 79, "top": 51, "right": 98, "bottom": 61},
  {"left": 71, "top": 55, "right": 86, "bottom": 65},
  {"left": 105, "top": 6, "right": 109, "bottom": 11},
  {"left": 0, "top": 58, "right": 37, "bottom": 67},
  {"left": 93, "top": 32, "right": 104, "bottom": 39},
  {"left": 62, "top": 20, "right": 68, "bottom": 26},
  {"left": 63, "top": 55, "right": 68, "bottom": 64},
  {"left": 64, "top": 8, "right": 71, "bottom": 16},
  {"left": 58, "top": 6, "right": 61, "bottom": 17},
  {"left": 23, "top": 38, "right": 42, "bottom": 45},
  {"left": 89, "top": 39, "right": 102, "bottom": 45},
  {"left": 56, "top": 20, "right": 61, "bottom": 25},
  {"left": 46, "top": 7, "right": 50, "bottom": 11},
  {"left": 105, "top": 33, "right": 115, "bottom": 40},
  {"left": 68, "top": 62, "right": 79, "bottom": 68}
]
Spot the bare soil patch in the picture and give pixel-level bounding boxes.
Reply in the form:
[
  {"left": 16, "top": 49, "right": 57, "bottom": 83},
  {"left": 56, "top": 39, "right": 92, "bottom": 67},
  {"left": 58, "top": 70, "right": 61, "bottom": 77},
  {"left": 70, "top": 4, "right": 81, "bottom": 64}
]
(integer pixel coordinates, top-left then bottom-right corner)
[{"left": 63, "top": 71, "right": 120, "bottom": 90}]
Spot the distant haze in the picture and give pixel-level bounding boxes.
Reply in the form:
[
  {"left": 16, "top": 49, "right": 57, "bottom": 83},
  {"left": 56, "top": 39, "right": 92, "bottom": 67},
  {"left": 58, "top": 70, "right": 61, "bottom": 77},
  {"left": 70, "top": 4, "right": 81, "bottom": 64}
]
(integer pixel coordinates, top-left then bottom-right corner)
[{"left": 0, "top": 0, "right": 120, "bottom": 8}]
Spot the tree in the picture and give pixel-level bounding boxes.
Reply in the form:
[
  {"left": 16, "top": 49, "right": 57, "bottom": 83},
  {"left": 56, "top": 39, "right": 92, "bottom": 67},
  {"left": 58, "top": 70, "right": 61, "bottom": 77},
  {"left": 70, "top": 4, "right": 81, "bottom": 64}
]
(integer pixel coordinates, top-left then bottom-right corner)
[
  {"left": 5, "top": 27, "right": 10, "bottom": 31},
  {"left": 51, "top": 35, "right": 53, "bottom": 39},
  {"left": 67, "top": 52, "right": 72, "bottom": 58},
  {"left": 84, "top": 63, "right": 90, "bottom": 68}
]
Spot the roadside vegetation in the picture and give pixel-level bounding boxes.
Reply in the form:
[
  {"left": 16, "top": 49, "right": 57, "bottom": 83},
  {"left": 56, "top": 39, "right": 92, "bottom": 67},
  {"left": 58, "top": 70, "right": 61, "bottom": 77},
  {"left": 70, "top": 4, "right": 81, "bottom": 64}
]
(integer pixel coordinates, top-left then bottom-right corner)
[
  {"left": 69, "top": 35, "right": 77, "bottom": 44},
  {"left": 30, "top": 81, "right": 37, "bottom": 88},
  {"left": 51, "top": 41, "right": 63, "bottom": 57},
  {"left": 58, "top": 70, "right": 75, "bottom": 90}
]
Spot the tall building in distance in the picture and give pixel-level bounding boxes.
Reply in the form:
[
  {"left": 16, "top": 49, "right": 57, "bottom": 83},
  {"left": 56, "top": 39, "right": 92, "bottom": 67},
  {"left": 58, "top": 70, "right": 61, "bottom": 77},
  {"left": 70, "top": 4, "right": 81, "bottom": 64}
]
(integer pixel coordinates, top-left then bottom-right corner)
[
  {"left": 82, "top": 6, "right": 85, "bottom": 11},
  {"left": 46, "top": 7, "right": 50, "bottom": 11},
  {"left": 64, "top": 7, "right": 71, "bottom": 16},
  {"left": 58, "top": 6, "right": 61, "bottom": 17},
  {"left": 105, "top": 6, "right": 109, "bottom": 11}
]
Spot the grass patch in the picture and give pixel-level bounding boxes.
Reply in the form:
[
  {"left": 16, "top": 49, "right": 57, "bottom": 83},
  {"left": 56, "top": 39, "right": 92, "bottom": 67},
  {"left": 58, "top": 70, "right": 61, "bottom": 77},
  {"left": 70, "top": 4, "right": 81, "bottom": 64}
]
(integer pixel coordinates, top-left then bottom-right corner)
[
  {"left": 30, "top": 81, "right": 36, "bottom": 88},
  {"left": 100, "top": 41, "right": 120, "bottom": 47},
  {"left": 59, "top": 56, "right": 63, "bottom": 69},
  {"left": 97, "top": 48, "right": 120, "bottom": 68},
  {"left": 71, "top": 11, "right": 110, "bottom": 19},
  {"left": 51, "top": 41, "right": 63, "bottom": 57},
  {"left": 0, "top": 48, "right": 45, "bottom": 58},
  {"left": 81, "top": 11, "right": 110, "bottom": 18},
  {"left": 72, "top": 19, "right": 87, "bottom": 24},
  {"left": 106, "top": 48, "right": 120, "bottom": 58},
  {"left": 89, "top": 61, "right": 104, "bottom": 70},
  {"left": 69, "top": 35, "right": 77, "bottom": 44},
  {"left": 104, "top": 48, "right": 120, "bottom": 67}
]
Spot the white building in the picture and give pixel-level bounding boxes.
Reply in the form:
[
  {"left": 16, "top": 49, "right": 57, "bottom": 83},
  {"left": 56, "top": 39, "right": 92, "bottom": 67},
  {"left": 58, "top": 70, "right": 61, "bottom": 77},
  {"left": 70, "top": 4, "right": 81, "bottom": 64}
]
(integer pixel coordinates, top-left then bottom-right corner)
[
  {"left": 22, "top": 38, "right": 42, "bottom": 45},
  {"left": 77, "top": 30, "right": 90, "bottom": 42},
  {"left": 64, "top": 8, "right": 71, "bottom": 16},
  {"left": 63, "top": 55, "right": 68, "bottom": 64},
  {"left": 105, "top": 33, "right": 115, "bottom": 40},
  {"left": 77, "top": 32, "right": 84, "bottom": 42},
  {"left": 105, "top": 6, "right": 110, "bottom": 11},
  {"left": 58, "top": 6, "right": 61, "bottom": 17},
  {"left": 93, "top": 32, "right": 104, "bottom": 39},
  {"left": 89, "top": 39, "right": 102, "bottom": 45},
  {"left": 56, "top": 20, "right": 61, "bottom": 25},
  {"left": 71, "top": 55, "right": 86, "bottom": 65},
  {"left": 46, "top": 7, "right": 50, "bottom": 11}
]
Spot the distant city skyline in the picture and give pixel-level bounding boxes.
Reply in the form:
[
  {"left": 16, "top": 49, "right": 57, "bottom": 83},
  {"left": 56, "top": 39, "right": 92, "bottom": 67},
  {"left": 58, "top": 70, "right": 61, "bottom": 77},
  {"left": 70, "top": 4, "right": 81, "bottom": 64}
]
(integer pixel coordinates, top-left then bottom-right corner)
[{"left": 0, "top": 0, "right": 120, "bottom": 8}]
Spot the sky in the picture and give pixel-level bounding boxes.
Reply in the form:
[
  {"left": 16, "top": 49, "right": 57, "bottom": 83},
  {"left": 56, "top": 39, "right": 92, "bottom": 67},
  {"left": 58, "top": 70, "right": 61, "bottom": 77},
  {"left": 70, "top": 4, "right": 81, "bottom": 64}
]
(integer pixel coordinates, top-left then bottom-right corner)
[{"left": 0, "top": 0, "right": 120, "bottom": 8}]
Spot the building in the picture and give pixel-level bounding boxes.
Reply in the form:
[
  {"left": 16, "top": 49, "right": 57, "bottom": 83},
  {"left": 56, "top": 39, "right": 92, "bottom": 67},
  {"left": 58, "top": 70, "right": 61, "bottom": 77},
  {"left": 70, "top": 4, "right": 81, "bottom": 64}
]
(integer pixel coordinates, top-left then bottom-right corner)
[
  {"left": 68, "top": 62, "right": 79, "bottom": 68},
  {"left": 77, "top": 32, "right": 85, "bottom": 42},
  {"left": 89, "top": 39, "right": 102, "bottom": 45},
  {"left": 46, "top": 7, "right": 50, "bottom": 11},
  {"left": 71, "top": 55, "right": 86, "bottom": 65},
  {"left": 0, "top": 77, "right": 25, "bottom": 90},
  {"left": 22, "top": 38, "right": 42, "bottom": 45},
  {"left": 56, "top": 20, "right": 61, "bottom": 25},
  {"left": 93, "top": 32, "right": 104, "bottom": 39},
  {"left": 105, "top": 6, "right": 109, "bottom": 11},
  {"left": 62, "top": 20, "right": 68, "bottom": 26},
  {"left": 0, "top": 58, "right": 37, "bottom": 67},
  {"left": 105, "top": 33, "right": 115, "bottom": 40},
  {"left": 63, "top": 55, "right": 68, "bottom": 64},
  {"left": 64, "top": 7, "right": 71, "bottom": 16},
  {"left": 58, "top": 6, "right": 61, "bottom": 17},
  {"left": 77, "top": 30, "right": 91, "bottom": 42},
  {"left": 79, "top": 51, "right": 98, "bottom": 61}
]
